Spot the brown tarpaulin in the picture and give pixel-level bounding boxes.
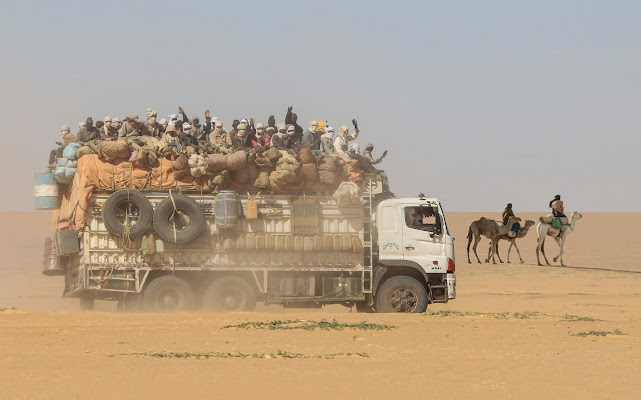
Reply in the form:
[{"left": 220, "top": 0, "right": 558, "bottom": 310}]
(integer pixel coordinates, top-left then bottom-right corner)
[{"left": 55, "top": 155, "right": 207, "bottom": 233}]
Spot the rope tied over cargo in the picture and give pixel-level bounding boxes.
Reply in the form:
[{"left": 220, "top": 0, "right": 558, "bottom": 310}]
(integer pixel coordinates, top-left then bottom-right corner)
[
  {"left": 122, "top": 189, "right": 132, "bottom": 250},
  {"left": 169, "top": 189, "right": 178, "bottom": 243}
]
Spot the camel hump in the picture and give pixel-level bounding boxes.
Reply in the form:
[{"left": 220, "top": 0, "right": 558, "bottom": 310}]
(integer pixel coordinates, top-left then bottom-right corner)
[{"left": 539, "top": 216, "right": 554, "bottom": 224}]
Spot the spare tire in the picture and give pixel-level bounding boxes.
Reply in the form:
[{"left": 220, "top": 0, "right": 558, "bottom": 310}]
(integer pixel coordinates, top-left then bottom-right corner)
[
  {"left": 102, "top": 189, "right": 153, "bottom": 238},
  {"left": 153, "top": 194, "right": 205, "bottom": 244}
]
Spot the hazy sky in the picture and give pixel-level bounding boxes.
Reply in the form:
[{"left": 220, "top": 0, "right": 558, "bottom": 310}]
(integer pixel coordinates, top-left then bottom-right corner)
[{"left": 1, "top": 0, "right": 639, "bottom": 212}]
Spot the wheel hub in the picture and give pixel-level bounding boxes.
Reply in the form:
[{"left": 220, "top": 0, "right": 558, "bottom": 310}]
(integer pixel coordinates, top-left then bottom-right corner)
[{"left": 389, "top": 288, "right": 418, "bottom": 312}]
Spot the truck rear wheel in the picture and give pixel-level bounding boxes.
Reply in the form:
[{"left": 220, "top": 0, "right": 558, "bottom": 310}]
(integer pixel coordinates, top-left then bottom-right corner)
[
  {"left": 79, "top": 296, "right": 95, "bottom": 311},
  {"left": 142, "top": 276, "right": 195, "bottom": 312},
  {"left": 202, "top": 276, "right": 256, "bottom": 312},
  {"left": 375, "top": 276, "right": 428, "bottom": 313}
]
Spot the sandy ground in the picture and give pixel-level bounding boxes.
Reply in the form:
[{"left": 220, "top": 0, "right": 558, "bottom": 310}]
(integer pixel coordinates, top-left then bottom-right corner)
[{"left": 1, "top": 211, "right": 640, "bottom": 399}]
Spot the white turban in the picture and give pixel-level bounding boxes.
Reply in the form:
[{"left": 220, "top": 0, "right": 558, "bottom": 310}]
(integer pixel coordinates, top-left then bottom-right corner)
[
  {"left": 349, "top": 143, "right": 361, "bottom": 154},
  {"left": 323, "top": 125, "right": 335, "bottom": 140},
  {"left": 182, "top": 122, "right": 192, "bottom": 131}
]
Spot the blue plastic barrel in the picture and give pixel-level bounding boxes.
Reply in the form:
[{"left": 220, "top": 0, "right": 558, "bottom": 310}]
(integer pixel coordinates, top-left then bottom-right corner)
[
  {"left": 34, "top": 173, "right": 60, "bottom": 210},
  {"left": 215, "top": 191, "right": 238, "bottom": 229}
]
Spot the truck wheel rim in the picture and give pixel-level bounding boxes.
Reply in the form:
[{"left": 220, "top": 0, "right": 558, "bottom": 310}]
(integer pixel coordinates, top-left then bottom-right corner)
[
  {"left": 388, "top": 287, "right": 418, "bottom": 312},
  {"left": 114, "top": 201, "right": 141, "bottom": 228},
  {"left": 156, "top": 288, "right": 184, "bottom": 311},
  {"left": 218, "top": 288, "right": 246, "bottom": 311}
]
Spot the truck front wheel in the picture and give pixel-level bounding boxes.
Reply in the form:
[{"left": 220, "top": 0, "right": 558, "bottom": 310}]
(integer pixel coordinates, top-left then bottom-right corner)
[
  {"left": 142, "top": 276, "right": 195, "bottom": 312},
  {"left": 202, "top": 276, "right": 257, "bottom": 312},
  {"left": 375, "top": 276, "right": 428, "bottom": 313}
]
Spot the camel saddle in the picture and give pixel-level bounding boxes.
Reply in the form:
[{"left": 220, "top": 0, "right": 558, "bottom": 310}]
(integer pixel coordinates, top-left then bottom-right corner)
[{"left": 539, "top": 215, "right": 568, "bottom": 228}]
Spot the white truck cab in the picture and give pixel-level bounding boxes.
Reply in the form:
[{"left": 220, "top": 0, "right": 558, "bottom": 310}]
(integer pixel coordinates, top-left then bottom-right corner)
[{"left": 373, "top": 196, "right": 456, "bottom": 309}]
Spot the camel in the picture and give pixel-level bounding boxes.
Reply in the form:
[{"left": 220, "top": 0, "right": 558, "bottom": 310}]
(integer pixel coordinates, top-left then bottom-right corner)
[
  {"left": 536, "top": 211, "right": 582, "bottom": 266},
  {"left": 489, "top": 220, "right": 536, "bottom": 263},
  {"left": 467, "top": 216, "right": 520, "bottom": 264}
]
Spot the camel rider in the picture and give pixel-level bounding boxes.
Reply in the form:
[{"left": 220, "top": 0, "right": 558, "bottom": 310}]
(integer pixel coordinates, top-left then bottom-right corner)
[
  {"left": 502, "top": 203, "right": 521, "bottom": 236},
  {"left": 549, "top": 195, "right": 566, "bottom": 218}
]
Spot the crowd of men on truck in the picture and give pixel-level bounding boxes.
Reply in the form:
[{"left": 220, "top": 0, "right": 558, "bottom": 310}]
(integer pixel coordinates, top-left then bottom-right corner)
[{"left": 49, "top": 106, "right": 387, "bottom": 175}]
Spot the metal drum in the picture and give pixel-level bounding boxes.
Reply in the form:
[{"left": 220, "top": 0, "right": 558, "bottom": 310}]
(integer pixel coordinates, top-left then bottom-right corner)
[
  {"left": 34, "top": 173, "right": 59, "bottom": 210},
  {"left": 215, "top": 191, "right": 238, "bottom": 230}
]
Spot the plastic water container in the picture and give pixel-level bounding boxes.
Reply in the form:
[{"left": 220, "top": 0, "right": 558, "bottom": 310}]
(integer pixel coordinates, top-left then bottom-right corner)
[
  {"left": 236, "top": 235, "right": 246, "bottom": 249},
  {"left": 34, "top": 173, "right": 59, "bottom": 210},
  {"left": 303, "top": 236, "right": 314, "bottom": 251},
  {"left": 255, "top": 234, "right": 265, "bottom": 250},
  {"left": 215, "top": 191, "right": 238, "bottom": 229},
  {"left": 246, "top": 233, "right": 256, "bottom": 249},
  {"left": 266, "top": 235, "right": 275, "bottom": 250},
  {"left": 284, "top": 236, "right": 294, "bottom": 251},
  {"left": 323, "top": 235, "right": 333, "bottom": 250}
]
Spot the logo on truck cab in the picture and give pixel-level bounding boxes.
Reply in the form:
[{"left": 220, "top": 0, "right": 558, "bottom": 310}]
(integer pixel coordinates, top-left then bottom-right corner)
[{"left": 382, "top": 242, "right": 400, "bottom": 251}]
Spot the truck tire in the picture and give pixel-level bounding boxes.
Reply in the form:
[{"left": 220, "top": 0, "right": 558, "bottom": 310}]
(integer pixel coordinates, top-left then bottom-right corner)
[
  {"left": 375, "top": 276, "right": 428, "bottom": 313},
  {"left": 153, "top": 195, "right": 205, "bottom": 244},
  {"left": 142, "top": 276, "right": 195, "bottom": 312},
  {"left": 79, "top": 295, "right": 95, "bottom": 311},
  {"left": 202, "top": 276, "right": 256, "bottom": 312},
  {"left": 355, "top": 302, "right": 376, "bottom": 313},
  {"left": 102, "top": 189, "right": 153, "bottom": 238}
]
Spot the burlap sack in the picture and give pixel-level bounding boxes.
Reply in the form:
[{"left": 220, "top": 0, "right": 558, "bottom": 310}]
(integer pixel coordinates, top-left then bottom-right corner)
[
  {"left": 318, "top": 169, "right": 337, "bottom": 185},
  {"left": 211, "top": 170, "right": 230, "bottom": 188},
  {"left": 333, "top": 181, "right": 361, "bottom": 207},
  {"left": 101, "top": 139, "right": 130, "bottom": 161},
  {"left": 298, "top": 147, "right": 315, "bottom": 164},
  {"left": 225, "top": 150, "right": 247, "bottom": 171},
  {"left": 231, "top": 165, "right": 250, "bottom": 184},
  {"left": 76, "top": 146, "right": 94, "bottom": 159},
  {"left": 264, "top": 147, "right": 281, "bottom": 162},
  {"left": 206, "top": 154, "right": 227, "bottom": 172},
  {"left": 254, "top": 171, "right": 270, "bottom": 189},
  {"left": 301, "top": 163, "right": 318, "bottom": 182},
  {"left": 171, "top": 154, "right": 190, "bottom": 179}
]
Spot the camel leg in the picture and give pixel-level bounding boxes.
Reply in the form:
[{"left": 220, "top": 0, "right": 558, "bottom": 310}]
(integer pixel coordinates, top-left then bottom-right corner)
[
  {"left": 486, "top": 238, "right": 497, "bottom": 264},
  {"left": 495, "top": 241, "right": 504, "bottom": 263},
  {"left": 513, "top": 241, "right": 524, "bottom": 263},
  {"left": 553, "top": 236, "right": 566, "bottom": 266},
  {"left": 472, "top": 236, "right": 482, "bottom": 264},
  {"left": 507, "top": 240, "right": 513, "bottom": 263},
  {"left": 467, "top": 233, "right": 472, "bottom": 263},
  {"left": 487, "top": 241, "right": 503, "bottom": 264},
  {"left": 541, "top": 239, "right": 551, "bottom": 265},
  {"left": 536, "top": 226, "right": 545, "bottom": 266}
]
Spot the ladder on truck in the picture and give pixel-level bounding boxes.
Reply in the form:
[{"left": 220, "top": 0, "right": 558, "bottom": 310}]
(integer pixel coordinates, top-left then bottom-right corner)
[{"left": 361, "top": 176, "right": 375, "bottom": 294}]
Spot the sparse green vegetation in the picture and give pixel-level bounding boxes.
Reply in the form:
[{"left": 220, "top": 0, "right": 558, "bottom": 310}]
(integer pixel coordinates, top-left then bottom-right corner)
[
  {"left": 222, "top": 319, "right": 396, "bottom": 331},
  {"left": 424, "top": 310, "right": 598, "bottom": 321},
  {"left": 0, "top": 306, "right": 17, "bottom": 311},
  {"left": 571, "top": 329, "right": 624, "bottom": 337},
  {"left": 117, "top": 350, "right": 369, "bottom": 359}
]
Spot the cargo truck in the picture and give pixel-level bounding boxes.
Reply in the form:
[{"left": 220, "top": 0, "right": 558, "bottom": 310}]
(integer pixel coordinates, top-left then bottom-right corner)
[{"left": 42, "top": 174, "right": 456, "bottom": 313}]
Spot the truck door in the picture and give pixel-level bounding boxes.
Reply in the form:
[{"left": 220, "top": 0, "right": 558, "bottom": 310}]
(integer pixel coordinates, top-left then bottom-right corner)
[{"left": 401, "top": 205, "right": 444, "bottom": 268}]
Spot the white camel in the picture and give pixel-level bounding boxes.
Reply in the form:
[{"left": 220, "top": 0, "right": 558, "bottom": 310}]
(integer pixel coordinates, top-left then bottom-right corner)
[{"left": 535, "top": 211, "right": 582, "bottom": 266}]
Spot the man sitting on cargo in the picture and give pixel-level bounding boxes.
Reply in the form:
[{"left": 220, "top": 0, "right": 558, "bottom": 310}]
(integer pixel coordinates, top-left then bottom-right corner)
[{"left": 270, "top": 124, "right": 289, "bottom": 150}]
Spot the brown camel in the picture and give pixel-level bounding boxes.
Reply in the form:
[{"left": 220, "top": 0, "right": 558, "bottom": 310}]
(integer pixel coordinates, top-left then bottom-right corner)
[
  {"left": 466, "top": 216, "right": 520, "bottom": 264},
  {"left": 490, "top": 220, "right": 536, "bottom": 263}
]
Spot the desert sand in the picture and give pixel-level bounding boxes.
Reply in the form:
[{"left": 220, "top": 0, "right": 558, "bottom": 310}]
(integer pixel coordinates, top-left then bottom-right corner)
[{"left": 1, "top": 211, "right": 640, "bottom": 399}]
